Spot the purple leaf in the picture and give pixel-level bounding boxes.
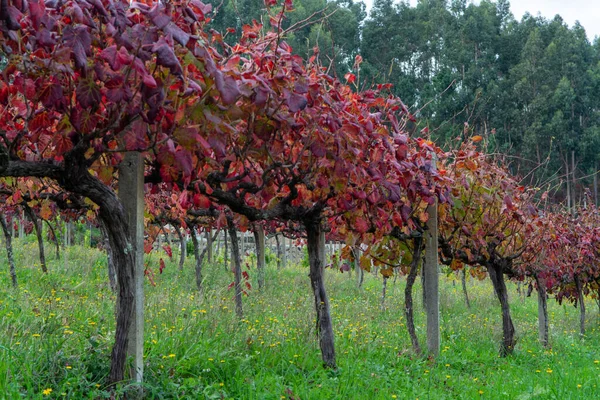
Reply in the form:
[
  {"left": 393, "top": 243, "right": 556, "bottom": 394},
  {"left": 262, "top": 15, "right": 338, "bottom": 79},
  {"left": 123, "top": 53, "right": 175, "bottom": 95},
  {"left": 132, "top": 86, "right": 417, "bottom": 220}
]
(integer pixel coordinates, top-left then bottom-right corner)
[
  {"left": 151, "top": 38, "right": 183, "bottom": 76},
  {"left": 287, "top": 92, "right": 307, "bottom": 112},
  {"left": 216, "top": 75, "right": 240, "bottom": 105},
  {"left": 64, "top": 25, "right": 91, "bottom": 71},
  {"left": 76, "top": 80, "right": 101, "bottom": 109}
]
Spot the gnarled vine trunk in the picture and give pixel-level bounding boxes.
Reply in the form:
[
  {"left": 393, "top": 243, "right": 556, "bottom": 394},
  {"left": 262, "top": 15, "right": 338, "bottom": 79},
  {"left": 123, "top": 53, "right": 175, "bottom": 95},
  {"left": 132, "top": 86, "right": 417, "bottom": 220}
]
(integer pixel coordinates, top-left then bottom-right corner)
[
  {"left": 60, "top": 160, "right": 136, "bottom": 385},
  {"left": 381, "top": 276, "right": 388, "bottom": 311},
  {"left": 461, "top": 269, "right": 471, "bottom": 309},
  {"left": 174, "top": 224, "right": 186, "bottom": 271},
  {"left": 100, "top": 221, "right": 117, "bottom": 293},
  {"left": 190, "top": 225, "right": 218, "bottom": 292},
  {"left": 575, "top": 274, "right": 585, "bottom": 337},
  {"left": 24, "top": 206, "right": 47, "bottom": 273},
  {"left": 190, "top": 225, "right": 203, "bottom": 292},
  {"left": 43, "top": 220, "right": 60, "bottom": 260},
  {"left": 0, "top": 214, "right": 18, "bottom": 288},
  {"left": 223, "top": 228, "right": 228, "bottom": 271},
  {"left": 226, "top": 216, "right": 243, "bottom": 318},
  {"left": 487, "top": 263, "right": 515, "bottom": 356},
  {"left": 306, "top": 222, "right": 336, "bottom": 369},
  {"left": 535, "top": 274, "right": 549, "bottom": 347},
  {"left": 405, "top": 237, "right": 423, "bottom": 355}
]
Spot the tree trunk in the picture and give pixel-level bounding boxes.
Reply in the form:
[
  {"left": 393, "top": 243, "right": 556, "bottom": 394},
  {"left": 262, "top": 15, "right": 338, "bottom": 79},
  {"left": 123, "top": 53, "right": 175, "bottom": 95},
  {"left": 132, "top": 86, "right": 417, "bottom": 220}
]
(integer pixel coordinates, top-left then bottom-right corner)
[
  {"left": 275, "top": 233, "right": 282, "bottom": 270},
  {"left": 461, "top": 269, "right": 471, "bottom": 309},
  {"left": 566, "top": 157, "right": 571, "bottom": 212},
  {"left": 535, "top": 274, "right": 549, "bottom": 347},
  {"left": 253, "top": 224, "right": 265, "bottom": 290},
  {"left": 223, "top": 228, "right": 228, "bottom": 271},
  {"left": 575, "top": 274, "right": 585, "bottom": 337},
  {"left": 226, "top": 217, "right": 243, "bottom": 318},
  {"left": 0, "top": 214, "right": 18, "bottom": 288},
  {"left": 24, "top": 206, "right": 47, "bottom": 273},
  {"left": 381, "top": 276, "right": 388, "bottom": 311},
  {"left": 594, "top": 162, "right": 598, "bottom": 207},
  {"left": 100, "top": 221, "right": 117, "bottom": 293},
  {"left": 488, "top": 264, "right": 515, "bottom": 356},
  {"left": 306, "top": 222, "right": 336, "bottom": 369},
  {"left": 63, "top": 222, "right": 68, "bottom": 271},
  {"left": 572, "top": 150, "right": 576, "bottom": 207},
  {"left": 405, "top": 237, "right": 423, "bottom": 355},
  {"left": 174, "top": 224, "right": 186, "bottom": 271},
  {"left": 62, "top": 172, "right": 136, "bottom": 384},
  {"left": 190, "top": 225, "right": 203, "bottom": 292},
  {"left": 44, "top": 220, "right": 60, "bottom": 260}
]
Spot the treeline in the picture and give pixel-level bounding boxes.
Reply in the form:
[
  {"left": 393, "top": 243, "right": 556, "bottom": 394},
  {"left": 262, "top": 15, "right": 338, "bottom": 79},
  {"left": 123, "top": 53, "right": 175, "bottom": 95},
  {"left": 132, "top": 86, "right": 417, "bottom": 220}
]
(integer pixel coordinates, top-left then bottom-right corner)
[{"left": 207, "top": 0, "right": 600, "bottom": 205}]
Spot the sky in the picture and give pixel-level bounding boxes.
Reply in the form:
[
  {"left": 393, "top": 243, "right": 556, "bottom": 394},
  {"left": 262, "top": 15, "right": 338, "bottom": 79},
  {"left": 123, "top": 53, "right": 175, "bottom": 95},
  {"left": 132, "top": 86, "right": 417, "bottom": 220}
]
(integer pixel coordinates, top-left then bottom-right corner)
[{"left": 363, "top": 0, "right": 600, "bottom": 41}]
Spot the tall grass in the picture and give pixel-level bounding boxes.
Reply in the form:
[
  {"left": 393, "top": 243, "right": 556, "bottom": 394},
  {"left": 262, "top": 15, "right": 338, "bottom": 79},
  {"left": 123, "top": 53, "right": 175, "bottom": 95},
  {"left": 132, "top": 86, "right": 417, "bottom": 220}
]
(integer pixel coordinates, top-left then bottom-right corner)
[{"left": 0, "top": 240, "right": 599, "bottom": 398}]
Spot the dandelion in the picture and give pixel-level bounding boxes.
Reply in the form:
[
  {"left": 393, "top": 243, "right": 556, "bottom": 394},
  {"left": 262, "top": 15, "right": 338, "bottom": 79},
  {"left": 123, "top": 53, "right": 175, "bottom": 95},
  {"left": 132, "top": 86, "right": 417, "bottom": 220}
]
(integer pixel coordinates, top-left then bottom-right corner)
[
  {"left": 478, "top": 390, "right": 484, "bottom": 395},
  {"left": 32, "top": 334, "right": 40, "bottom": 337},
  {"left": 392, "top": 396, "right": 397, "bottom": 399},
  {"left": 577, "top": 384, "right": 582, "bottom": 388},
  {"left": 219, "top": 382, "right": 224, "bottom": 387},
  {"left": 42, "top": 388, "right": 52, "bottom": 396},
  {"left": 208, "top": 358, "right": 214, "bottom": 361},
  {"left": 546, "top": 368, "right": 553, "bottom": 374}
]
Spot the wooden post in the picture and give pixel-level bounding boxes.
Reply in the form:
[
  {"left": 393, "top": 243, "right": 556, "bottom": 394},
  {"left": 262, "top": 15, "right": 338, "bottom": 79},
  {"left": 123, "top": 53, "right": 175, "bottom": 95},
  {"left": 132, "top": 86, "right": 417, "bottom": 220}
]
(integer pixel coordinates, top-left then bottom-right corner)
[
  {"left": 282, "top": 235, "right": 287, "bottom": 268},
  {"left": 206, "top": 229, "right": 213, "bottom": 263},
  {"left": 423, "top": 156, "right": 440, "bottom": 357},
  {"left": 254, "top": 224, "right": 265, "bottom": 289},
  {"left": 118, "top": 152, "right": 144, "bottom": 384},
  {"left": 18, "top": 210, "right": 24, "bottom": 239}
]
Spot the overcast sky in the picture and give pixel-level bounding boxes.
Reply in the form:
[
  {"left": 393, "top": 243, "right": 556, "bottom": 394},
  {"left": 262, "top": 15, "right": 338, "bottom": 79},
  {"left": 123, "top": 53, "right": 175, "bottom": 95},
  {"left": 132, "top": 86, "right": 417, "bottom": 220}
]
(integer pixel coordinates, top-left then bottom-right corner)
[{"left": 364, "top": 0, "right": 600, "bottom": 41}]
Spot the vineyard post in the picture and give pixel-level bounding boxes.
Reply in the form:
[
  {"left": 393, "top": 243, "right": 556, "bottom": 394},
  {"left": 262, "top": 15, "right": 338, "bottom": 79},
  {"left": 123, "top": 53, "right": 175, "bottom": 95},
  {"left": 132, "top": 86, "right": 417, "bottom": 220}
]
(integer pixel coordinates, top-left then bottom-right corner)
[
  {"left": 424, "top": 154, "right": 440, "bottom": 356},
  {"left": 119, "top": 152, "right": 145, "bottom": 384}
]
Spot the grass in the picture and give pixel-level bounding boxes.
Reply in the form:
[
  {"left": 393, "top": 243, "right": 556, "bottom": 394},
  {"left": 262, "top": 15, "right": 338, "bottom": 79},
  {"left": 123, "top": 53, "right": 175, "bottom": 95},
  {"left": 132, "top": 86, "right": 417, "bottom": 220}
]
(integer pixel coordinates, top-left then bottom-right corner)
[{"left": 1, "top": 238, "right": 600, "bottom": 398}]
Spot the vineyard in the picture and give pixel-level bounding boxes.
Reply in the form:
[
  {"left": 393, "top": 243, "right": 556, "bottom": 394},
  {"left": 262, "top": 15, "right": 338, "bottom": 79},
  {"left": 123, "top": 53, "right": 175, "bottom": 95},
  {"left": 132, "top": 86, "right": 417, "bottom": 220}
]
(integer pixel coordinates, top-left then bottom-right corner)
[
  {"left": 1, "top": 0, "right": 600, "bottom": 398},
  {"left": 1, "top": 242, "right": 600, "bottom": 398}
]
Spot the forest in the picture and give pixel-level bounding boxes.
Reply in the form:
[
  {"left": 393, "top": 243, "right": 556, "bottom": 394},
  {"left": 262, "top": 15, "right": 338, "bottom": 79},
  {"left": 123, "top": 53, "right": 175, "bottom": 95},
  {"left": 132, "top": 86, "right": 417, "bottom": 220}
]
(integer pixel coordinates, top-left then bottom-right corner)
[
  {"left": 1, "top": 0, "right": 600, "bottom": 398},
  {"left": 208, "top": 0, "right": 600, "bottom": 205}
]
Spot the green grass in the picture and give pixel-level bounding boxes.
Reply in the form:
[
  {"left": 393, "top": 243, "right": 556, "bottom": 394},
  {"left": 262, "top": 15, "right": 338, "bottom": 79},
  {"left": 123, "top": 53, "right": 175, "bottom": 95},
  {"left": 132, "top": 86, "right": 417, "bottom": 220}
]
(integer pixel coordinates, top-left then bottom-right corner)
[{"left": 1, "top": 239, "right": 600, "bottom": 399}]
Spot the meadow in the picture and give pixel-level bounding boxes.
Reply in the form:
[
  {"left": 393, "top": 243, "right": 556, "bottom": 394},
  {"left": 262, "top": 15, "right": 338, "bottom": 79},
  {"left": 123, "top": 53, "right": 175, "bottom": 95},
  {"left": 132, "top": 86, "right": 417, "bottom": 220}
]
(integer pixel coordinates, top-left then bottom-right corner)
[{"left": 1, "top": 239, "right": 599, "bottom": 399}]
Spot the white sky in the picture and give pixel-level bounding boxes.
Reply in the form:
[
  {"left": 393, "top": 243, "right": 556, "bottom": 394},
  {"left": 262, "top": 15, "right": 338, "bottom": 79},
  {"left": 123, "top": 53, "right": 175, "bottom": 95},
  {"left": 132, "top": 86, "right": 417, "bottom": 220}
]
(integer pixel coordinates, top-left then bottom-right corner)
[{"left": 364, "top": 0, "right": 600, "bottom": 41}]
